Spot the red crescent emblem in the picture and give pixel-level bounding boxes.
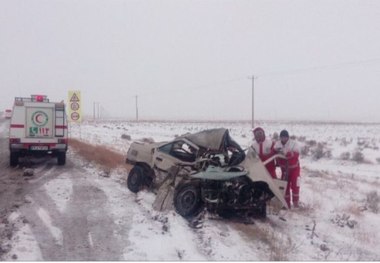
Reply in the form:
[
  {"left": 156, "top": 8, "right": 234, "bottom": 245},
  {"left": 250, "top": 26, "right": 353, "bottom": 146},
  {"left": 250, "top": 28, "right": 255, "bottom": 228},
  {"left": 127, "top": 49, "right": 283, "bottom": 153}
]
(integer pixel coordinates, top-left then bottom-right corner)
[{"left": 35, "top": 113, "right": 43, "bottom": 124}]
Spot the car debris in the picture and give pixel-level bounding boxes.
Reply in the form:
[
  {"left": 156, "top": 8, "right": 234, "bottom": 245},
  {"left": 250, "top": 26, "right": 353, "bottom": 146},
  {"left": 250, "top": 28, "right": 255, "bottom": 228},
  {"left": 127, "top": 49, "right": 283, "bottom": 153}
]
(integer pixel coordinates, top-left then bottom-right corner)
[{"left": 126, "top": 128, "right": 288, "bottom": 219}]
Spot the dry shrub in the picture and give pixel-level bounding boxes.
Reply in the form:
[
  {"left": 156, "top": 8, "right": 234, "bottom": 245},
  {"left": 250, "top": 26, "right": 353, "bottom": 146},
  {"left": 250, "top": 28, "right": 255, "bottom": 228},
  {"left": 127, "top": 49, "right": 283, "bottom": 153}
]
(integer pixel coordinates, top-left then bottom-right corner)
[
  {"left": 357, "top": 138, "right": 366, "bottom": 147},
  {"left": 69, "top": 138, "right": 131, "bottom": 171},
  {"left": 366, "top": 191, "right": 379, "bottom": 213},
  {"left": 121, "top": 134, "right": 131, "bottom": 140},
  {"left": 300, "top": 145, "right": 310, "bottom": 157},
  {"left": 297, "top": 136, "right": 306, "bottom": 142},
  {"left": 335, "top": 178, "right": 353, "bottom": 190},
  {"left": 340, "top": 137, "right": 350, "bottom": 147},
  {"left": 352, "top": 150, "right": 364, "bottom": 163},
  {"left": 342, "top": 204, "right": 363, "bottom": 217},
  {"left": 312, "top": 143, "right": 331, "bottom": 160},
  {"left": 340, "top": 152, "right": 351, "bottom": 160},
  {"left": 312, "top": 143, "right": 324, "bottom": 160},
  {"left": 141, "top": 137, "right": 155, "bottom": 143},
  {"left": 234, "top": 224, "right": 295, "bottom": 261},
  {"left": 306, "top": 140, "right": 317, "bottom": 147},
  {"left": 248, "top": 227, "right": 291, "bottom": 261}
]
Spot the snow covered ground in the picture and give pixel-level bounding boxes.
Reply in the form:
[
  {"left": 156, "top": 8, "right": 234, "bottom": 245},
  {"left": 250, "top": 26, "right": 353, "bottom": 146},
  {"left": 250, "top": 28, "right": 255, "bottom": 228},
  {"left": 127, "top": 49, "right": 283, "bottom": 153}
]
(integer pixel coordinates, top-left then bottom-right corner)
[
  {"left": 68, "top": 119, "right": 380, "bottom": 260},
  {"left": 3, "top": 119, "right": 380, "bottom": 260}
]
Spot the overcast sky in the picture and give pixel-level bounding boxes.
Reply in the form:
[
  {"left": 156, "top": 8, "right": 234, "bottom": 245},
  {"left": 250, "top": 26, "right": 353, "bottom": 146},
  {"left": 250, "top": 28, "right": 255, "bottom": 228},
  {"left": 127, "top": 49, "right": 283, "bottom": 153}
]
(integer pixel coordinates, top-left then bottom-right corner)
[{"left": 1, "top": 0, "right": 380, "bottom": 122}]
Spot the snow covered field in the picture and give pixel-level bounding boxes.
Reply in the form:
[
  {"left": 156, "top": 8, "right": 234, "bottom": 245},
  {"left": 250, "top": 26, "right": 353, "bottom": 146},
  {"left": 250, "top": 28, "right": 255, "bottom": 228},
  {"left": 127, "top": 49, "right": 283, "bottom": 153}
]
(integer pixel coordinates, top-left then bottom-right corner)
[
  {"left": 66, "top": 119, "right": 380, "bottom": 261},
  {"left": 70, "top": 120, "right": 380, "bottom": 180}
]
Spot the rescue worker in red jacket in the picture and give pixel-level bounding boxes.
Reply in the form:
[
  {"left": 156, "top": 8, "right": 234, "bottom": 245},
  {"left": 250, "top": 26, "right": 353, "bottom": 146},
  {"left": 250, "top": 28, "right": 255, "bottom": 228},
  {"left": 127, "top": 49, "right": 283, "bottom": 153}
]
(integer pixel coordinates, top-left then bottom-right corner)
[
  {"left": 251, "top": 127, "right": 277, "bottom": 179},
  {"left": 274, "top": 130, "right": 301, "bottom": 208}
]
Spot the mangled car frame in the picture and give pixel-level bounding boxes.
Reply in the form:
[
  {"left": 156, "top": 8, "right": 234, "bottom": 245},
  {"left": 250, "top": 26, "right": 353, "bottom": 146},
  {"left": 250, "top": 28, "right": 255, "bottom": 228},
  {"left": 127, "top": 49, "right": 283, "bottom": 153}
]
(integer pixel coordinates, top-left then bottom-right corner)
[{"left": 126, "top": 128, "right": 288, "bottom": 218}]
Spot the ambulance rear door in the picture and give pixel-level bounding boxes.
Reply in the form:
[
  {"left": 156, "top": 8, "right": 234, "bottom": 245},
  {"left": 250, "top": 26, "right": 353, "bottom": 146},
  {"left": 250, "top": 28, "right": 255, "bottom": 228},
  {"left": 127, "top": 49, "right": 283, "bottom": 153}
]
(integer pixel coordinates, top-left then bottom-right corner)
[{"left": 26, "top": 106, "right": 54, "bottom": 138}]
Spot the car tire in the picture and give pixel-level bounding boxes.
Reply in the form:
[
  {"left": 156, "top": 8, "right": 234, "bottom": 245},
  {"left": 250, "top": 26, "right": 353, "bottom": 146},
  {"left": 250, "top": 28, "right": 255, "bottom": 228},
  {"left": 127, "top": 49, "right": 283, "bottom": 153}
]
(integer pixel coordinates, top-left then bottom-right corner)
[
  {"left": 57, "top": 152, "right": 66, "bottom": 165},
  {"left": 254, "top": 203, "right": 267, "bottom": 219},
  {"left": 127, "top": 166, "right": 145, "bottom": 193},
  {"left": 10, "top": 152, "right": 19, "bottom": 167},
  {"left": 174, "top": 182, "right": 203, "bottom": 218},
  {"left": 217, "top": 209, "right": 235, "bottom": 219}
]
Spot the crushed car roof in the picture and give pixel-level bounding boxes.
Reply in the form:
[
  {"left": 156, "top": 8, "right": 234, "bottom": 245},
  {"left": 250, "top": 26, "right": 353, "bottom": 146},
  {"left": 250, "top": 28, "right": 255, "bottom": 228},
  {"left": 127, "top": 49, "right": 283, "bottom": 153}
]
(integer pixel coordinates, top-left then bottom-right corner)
[{"left": 179, "top": 128, "right": 240, "bottom": 152}]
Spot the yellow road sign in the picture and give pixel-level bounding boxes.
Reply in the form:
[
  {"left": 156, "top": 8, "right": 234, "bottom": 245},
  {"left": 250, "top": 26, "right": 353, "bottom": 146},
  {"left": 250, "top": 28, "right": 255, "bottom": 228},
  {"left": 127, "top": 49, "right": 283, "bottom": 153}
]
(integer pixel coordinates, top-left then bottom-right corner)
[{"left": 68, "top": 90, "right": 82, "bottom": 123}]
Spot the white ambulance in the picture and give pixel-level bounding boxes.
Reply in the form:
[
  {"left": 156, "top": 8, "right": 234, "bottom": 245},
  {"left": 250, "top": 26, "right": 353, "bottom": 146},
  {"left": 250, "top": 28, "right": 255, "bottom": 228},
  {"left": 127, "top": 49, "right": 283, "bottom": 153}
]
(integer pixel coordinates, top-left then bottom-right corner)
[{"left": 9, "top": 95, "right": 68, "bottom": 167}]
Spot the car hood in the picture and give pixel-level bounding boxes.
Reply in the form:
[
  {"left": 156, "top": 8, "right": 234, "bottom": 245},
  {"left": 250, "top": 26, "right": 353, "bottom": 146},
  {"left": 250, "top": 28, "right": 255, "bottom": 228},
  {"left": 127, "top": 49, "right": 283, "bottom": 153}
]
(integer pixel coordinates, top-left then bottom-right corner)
[{"left": 242, "top": 147, "right": 288, "bottom": 209}]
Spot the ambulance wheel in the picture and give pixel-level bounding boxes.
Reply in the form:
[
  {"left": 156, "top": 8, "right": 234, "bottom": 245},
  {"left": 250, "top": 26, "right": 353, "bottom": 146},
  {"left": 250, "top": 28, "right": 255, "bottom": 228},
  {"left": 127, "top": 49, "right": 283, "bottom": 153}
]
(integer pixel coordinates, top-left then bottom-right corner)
[
  {"left": 57, "top": 152, "right": 66, "bottom": 165},
  {"left": 10, "top": 152, "right": 19, "bottom": 167}
]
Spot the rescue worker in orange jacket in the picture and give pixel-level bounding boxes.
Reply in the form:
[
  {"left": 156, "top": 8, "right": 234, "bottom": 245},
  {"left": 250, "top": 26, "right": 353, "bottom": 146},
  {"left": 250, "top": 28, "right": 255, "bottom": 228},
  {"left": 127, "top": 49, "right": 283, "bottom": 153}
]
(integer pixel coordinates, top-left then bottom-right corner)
[
  {"left": 251, "top": 127, "right": 277, "bottom": 179},
  {"left": 274, "top": 130, "right": 301, "bottom": 208}
]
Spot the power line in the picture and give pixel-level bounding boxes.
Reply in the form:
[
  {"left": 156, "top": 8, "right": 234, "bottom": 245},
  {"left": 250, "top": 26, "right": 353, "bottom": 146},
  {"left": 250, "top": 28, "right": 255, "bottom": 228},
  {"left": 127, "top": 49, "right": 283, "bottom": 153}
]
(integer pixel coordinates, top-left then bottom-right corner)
[
  {"left": 116, "top": 58, "right": 380, "bottom": 99},
  {"left": 87, "top": 57, "right": 380, "bottom": 120}
]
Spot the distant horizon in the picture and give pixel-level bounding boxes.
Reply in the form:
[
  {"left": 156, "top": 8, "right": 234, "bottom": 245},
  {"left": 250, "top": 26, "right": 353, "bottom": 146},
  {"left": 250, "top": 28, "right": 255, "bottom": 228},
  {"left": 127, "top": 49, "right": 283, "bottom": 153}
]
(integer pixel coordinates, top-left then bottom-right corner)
[
  {"left": 80, "top": 116, "right": 380, "bottom": 125},
  {"left": 5, "top": 103, "right": 379, "bottom": 125}
]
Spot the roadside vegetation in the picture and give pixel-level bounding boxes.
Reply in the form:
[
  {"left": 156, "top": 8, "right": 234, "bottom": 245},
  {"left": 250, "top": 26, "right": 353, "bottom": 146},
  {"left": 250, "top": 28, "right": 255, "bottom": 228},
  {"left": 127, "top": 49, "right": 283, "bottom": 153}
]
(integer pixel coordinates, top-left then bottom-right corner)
[{"left": 69, "top": 138, "right": 131, "bottom": 171}]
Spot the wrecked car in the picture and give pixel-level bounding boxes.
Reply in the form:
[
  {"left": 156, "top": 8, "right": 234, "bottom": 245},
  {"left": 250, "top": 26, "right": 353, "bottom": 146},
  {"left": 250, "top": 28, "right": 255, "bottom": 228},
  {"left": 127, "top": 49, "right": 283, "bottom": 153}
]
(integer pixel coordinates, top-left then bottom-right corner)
[{"left": 126, "top": 128, "right": 288, "bottom": 218}]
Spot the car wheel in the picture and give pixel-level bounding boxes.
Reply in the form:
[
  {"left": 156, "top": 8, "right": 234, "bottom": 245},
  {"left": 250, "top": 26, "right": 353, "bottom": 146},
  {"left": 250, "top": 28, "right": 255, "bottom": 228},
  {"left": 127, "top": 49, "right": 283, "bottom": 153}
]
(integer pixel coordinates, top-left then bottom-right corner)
[
  {"left": 174, "top": 182, "right": 203, "bottom": 218},
  {"left": 217, "top": 209, "right": 235, "bottom": 219},
  {"left": 10, "top": 152, "right": 19, "bottom": 167},
  {"left": 127, "top": 166, "right": 145, "bottom": 193},
  {"left": 57, "top": 152, "right": 66, "bottom": 165},
  {"left": 259, "top": 203, "right": 267, "bottom": 218},
  {"left": 254, "top": 203, "right": 267, "bottom": 218}
]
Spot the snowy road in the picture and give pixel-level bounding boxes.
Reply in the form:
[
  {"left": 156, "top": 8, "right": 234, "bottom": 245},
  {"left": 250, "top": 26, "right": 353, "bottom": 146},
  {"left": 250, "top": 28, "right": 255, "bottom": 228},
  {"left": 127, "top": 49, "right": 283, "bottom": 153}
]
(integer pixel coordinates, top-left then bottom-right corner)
[
  {"left": 0, "top": 132, "right": 132, "bottom": 259},
  {"left": 0, "top": 141, "right": 266, "bottom": 261},
  {"left": 0, "top": 119, "right": 260, "bottom": 260}
]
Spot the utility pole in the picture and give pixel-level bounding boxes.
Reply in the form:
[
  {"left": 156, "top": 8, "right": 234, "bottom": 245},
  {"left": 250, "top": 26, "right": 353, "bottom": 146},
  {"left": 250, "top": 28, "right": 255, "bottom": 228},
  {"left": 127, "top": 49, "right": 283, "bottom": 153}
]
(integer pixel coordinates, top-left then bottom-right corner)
[
  {"left": 93, "top": 102, "right": 99, "bottom": 120},
  {"left": 135, "top": 95, "right": 139, "bottom": 122},
  {"left": 248, "top": 75, "right": 255, "bottom": 128}
]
